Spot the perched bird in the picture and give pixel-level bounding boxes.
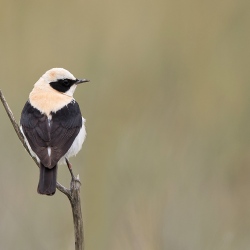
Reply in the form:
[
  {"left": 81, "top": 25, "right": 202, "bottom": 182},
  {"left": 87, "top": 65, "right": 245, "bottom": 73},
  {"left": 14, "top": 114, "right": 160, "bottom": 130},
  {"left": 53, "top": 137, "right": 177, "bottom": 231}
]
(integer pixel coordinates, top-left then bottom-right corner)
[{"left": 20, "top": 68, "right": 89, "bottom": 196}]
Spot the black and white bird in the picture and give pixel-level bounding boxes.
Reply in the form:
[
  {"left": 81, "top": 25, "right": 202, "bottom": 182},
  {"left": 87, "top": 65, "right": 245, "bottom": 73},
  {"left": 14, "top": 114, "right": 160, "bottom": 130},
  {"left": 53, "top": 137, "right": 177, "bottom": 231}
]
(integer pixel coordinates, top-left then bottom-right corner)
[{"left": 20, "top": 68, "right": 89, "bottom": 196}]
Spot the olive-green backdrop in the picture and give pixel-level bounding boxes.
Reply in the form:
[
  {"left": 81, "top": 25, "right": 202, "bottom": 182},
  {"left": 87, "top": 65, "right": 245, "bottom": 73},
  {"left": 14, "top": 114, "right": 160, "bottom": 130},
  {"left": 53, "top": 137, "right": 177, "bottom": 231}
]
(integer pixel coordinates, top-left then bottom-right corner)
[{"left": 0, "top": 0, "right": 250, "bottom": 249}]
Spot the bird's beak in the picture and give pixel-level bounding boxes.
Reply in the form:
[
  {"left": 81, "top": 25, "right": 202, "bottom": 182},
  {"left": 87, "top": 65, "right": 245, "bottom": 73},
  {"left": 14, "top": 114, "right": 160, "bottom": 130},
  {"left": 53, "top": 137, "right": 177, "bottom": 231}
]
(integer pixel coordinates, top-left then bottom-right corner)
[{"left": 76, "top": 79, "right": 90, "bottom": 84}]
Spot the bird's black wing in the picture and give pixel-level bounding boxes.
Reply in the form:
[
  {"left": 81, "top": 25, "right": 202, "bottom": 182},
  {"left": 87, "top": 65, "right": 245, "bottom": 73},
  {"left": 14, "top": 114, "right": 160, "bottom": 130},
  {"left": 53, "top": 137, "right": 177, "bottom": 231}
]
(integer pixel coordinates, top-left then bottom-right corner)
[
  {"left": 49, "top": 101, "right": 82, "bottom": 167},
  {"left": 20, "top": 101, "right": 51, "bottom": 167},
  {"left": 20, "top": 101, "right": 82, "bottom": 168}
]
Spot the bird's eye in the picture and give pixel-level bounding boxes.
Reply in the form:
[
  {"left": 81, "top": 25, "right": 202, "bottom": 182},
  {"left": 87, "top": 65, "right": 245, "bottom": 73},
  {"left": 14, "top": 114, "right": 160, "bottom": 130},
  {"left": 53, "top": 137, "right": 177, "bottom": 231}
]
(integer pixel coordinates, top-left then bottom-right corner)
[{"left": 63, "top": 79, "right": 70, "bottom": 86}]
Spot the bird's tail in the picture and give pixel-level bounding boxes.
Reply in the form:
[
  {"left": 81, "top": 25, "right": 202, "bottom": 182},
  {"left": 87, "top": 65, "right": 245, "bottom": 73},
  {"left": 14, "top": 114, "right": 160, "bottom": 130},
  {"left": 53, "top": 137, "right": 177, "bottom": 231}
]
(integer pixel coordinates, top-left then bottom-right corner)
[{"left": 37, "top": 163, "right": 58, "bottom": 196}]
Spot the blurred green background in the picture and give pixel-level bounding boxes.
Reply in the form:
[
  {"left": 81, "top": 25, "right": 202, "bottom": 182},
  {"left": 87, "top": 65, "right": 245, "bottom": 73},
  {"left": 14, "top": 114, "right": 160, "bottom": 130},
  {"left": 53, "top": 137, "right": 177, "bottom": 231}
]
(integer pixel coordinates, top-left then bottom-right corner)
[{"left": 0, "top": 0, "right": 250, "bottom": 249}]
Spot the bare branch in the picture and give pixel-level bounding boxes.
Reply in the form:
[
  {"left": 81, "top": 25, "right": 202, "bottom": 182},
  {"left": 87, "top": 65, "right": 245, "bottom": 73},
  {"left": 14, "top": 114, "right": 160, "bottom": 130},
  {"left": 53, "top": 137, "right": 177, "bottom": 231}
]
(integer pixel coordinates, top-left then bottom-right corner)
[
  {"left": 69, "top": 175, "right": 84, "bottom": 250},
  {"left": 0, "top": 89, "right": 72, "bottom": 196},
  {"left": 0, "top": 89, "right": 84, "bottom": 250},
  {"left": 0, "top": 89, "right": 38, "bottom": 165}
]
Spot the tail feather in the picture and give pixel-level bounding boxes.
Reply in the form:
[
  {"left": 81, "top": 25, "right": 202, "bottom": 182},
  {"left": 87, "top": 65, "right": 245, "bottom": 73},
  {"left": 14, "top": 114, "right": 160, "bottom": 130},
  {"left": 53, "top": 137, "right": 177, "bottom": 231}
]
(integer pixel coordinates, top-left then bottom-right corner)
[{"left": 38, "top": 164, "right": 58, "bottom": 196}]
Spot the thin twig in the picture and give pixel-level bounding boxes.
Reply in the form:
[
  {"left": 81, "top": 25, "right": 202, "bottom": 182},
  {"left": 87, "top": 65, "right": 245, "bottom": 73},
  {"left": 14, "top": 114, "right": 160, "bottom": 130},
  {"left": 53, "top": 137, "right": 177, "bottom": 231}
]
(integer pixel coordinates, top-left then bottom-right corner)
[
  {"left": 0, "top": 89, "right": 71, "bottom": 196},
  {"left": 0, "top": 90, "right": 34, "bottom": 160},
  {"left": 0, "top": 89, "right": 84, "bottom": 250}
]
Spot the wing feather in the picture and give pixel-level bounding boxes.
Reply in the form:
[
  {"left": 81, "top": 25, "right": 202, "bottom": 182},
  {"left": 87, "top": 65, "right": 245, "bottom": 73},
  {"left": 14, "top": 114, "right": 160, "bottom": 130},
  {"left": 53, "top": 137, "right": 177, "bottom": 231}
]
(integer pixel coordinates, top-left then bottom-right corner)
[{"left": 20, "top": 101, "right": 82, "bottom": 168}]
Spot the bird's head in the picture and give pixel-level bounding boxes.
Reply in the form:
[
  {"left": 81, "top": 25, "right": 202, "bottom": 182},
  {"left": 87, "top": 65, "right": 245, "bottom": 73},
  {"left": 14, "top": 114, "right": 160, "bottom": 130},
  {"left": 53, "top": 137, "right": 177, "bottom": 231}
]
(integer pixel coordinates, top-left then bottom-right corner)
[{"left": 40, "top": 68, "right": 89, "bottom": 96}]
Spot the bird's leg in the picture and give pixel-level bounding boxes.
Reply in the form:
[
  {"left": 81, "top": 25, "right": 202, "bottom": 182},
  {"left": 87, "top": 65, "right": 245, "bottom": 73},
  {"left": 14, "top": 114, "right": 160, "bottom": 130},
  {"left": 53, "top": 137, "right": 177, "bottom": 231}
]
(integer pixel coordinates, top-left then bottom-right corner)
[{"left": 65, "top": 158, "right": 75, "bottom": 180}]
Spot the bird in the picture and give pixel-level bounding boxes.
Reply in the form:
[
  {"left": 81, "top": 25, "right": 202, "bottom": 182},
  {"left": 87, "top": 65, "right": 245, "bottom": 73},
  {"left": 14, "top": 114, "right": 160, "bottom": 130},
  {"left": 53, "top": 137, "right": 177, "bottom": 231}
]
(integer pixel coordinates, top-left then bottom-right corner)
[{"left": 20, "top": 68, "right": 89, "bottom": 196}]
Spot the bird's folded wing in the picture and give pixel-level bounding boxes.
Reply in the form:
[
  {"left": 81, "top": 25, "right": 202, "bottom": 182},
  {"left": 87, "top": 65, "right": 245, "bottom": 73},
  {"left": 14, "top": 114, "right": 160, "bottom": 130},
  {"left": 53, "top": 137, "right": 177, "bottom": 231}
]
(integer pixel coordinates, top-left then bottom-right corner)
[
  {"left": 20, "top": 101, "right": 82, "bottom": 168},
  {"left": 50, "top": 101, "right": 82, "bottom": 166}
]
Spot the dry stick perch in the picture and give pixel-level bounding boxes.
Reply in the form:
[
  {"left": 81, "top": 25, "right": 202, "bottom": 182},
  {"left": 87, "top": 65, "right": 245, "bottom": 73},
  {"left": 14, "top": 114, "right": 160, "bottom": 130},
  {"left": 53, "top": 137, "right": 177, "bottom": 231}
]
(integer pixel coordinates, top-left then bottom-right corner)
[{"left": 0, "top": 89, "right": 84, "bottom": 250}]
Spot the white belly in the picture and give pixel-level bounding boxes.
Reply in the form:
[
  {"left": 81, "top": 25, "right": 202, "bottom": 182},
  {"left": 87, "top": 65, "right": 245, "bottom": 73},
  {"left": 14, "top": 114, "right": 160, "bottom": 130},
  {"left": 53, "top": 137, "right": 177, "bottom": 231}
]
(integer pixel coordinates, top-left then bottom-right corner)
[{"left": 58, "top": 117, "right": 86, "bottom": 165}]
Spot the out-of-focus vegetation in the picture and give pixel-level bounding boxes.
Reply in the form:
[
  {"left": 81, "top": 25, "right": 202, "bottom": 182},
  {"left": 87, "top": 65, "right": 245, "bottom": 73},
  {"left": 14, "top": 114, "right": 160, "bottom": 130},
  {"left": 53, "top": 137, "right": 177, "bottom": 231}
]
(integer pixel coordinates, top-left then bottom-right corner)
[{"left": 0, "top": 0, "right": 250, "bottom": 249}]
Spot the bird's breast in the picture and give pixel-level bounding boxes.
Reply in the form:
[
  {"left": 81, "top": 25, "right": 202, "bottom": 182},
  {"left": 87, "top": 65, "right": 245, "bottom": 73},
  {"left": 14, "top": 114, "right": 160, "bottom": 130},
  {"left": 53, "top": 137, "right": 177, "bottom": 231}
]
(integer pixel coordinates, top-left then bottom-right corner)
[{"left": 29, "top": 86, "right": 74, "bottom": 117}]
